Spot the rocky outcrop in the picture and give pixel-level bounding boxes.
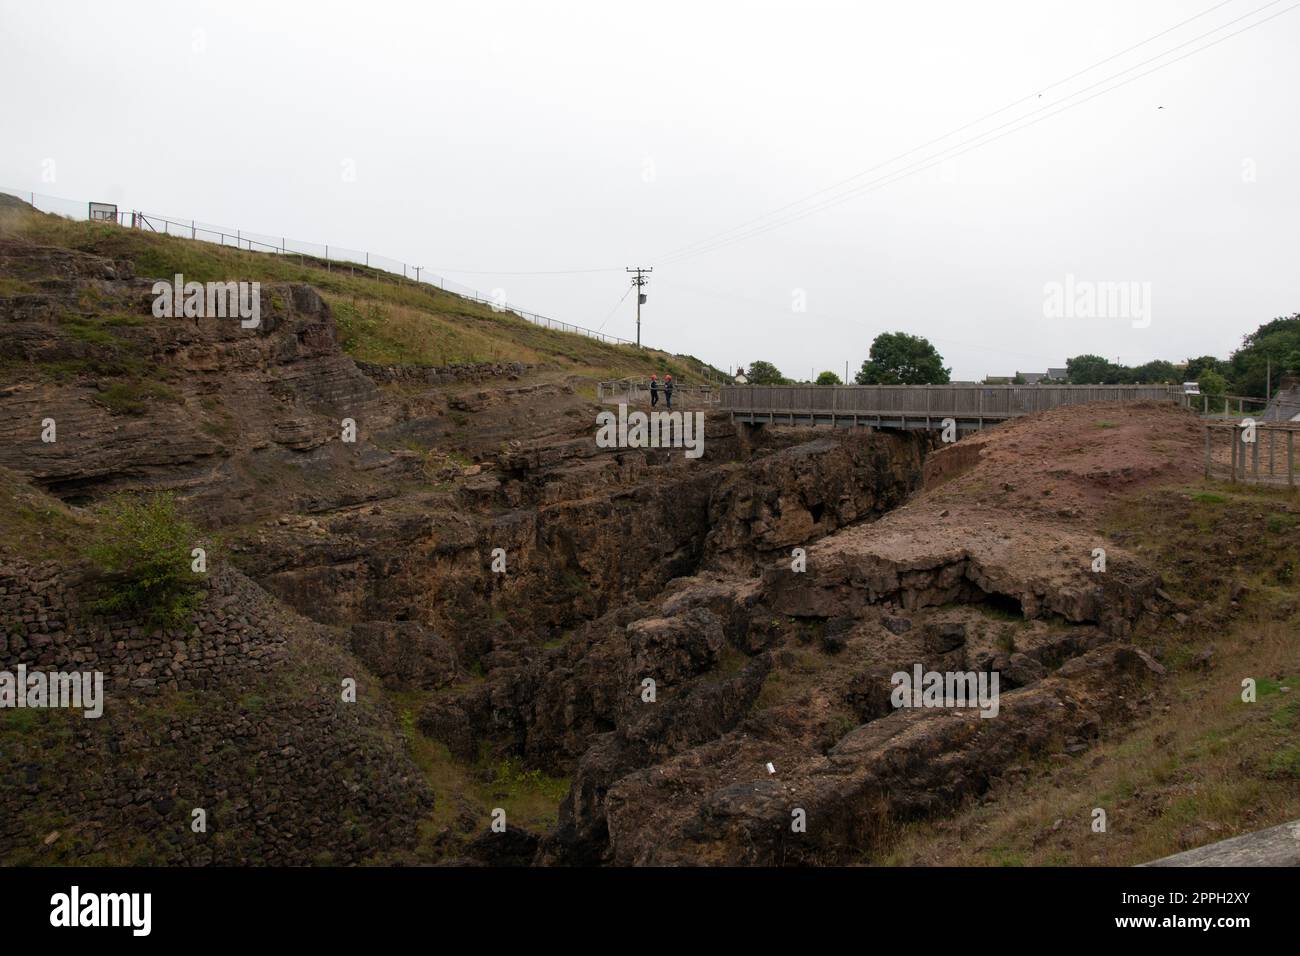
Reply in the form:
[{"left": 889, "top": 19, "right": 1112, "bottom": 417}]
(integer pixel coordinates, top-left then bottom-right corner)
[
  {"left": 705, "top": 431, "right": 928, "bottom": 563},
  {"left": 349, "top": 621, "right": 458, "bottom": 690},
  {"left": 763, "top": 514, "right": 1157, "bottom": 637},
  {"left": 356, "top": 360, "right": 531, "bottom": 386},
  {"left": 602, "top": 645, "right": 1165, "bottom": 865},
  {"left": 0, "top": 238, "right": 402, "bottom": 522}
]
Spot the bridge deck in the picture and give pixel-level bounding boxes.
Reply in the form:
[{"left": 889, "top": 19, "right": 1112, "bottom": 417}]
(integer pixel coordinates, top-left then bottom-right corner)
[{"left": 722, "top": 383, "right": 1185, "bottom": 431}]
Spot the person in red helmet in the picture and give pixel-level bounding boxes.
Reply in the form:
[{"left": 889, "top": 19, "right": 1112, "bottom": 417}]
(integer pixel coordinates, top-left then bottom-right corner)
[
  {"left": 664, "top": 374, "right": 674, "bottom": 410},
  {"left": 649, "top": 374, "right": 659, "bottom": 407}
]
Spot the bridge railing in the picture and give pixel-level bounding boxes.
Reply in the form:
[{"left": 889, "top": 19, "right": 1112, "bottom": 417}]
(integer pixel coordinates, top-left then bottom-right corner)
[
  {"left": 597, "top": 379, "right": 721, "bottom": 407},
  {"left": 720, "top": 383, "right": 1184, "bottom": 417}
]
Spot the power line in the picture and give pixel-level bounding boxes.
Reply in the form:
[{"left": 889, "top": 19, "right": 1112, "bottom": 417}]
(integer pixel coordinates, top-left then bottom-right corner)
[
  {"left": 656, "top": 0, "right": 1290, "bottom": 265},
  {"left": 667, "top": 279, "right": 1061, "bottom": 366},
  {"left": 595, "top": 284, "right": 633, "bottom": 332}
]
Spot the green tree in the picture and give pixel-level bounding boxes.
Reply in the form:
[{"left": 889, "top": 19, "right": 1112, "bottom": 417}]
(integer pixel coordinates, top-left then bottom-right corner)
[
  {"left": 1131, "top": 360, "right": 1178, "bottom": 384},
  {"left": 1227, "top": 314, "right": 1300, "bottom": 397},
  {"left": 1065, "top": 354, "right": 1113, "bottom": 385},
  {"left": 84, "top": 492, "right": 205, "bottom": 629},
  {"left": 1198, "top": 369, "right": 1228, "bottom": 397},
  {"left": 815, "top": 370, "right": 843, "bottom": 386},
  {"left": 1184, "top": 355, "right": 1225, "bottom": 381},
  {"left": 854, "top": 332, "right": 950, "bottom": 385},
  {"left": 746, "top": 360, "right": 788, "bottom": 385}
]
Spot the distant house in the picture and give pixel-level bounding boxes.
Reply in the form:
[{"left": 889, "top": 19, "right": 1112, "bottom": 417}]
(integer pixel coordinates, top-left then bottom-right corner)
[
  {"left": 1046, "top": 367, "right": 1069, "bottom": 381},
  {"left": 1017, "top": 372, "right": 1048, "bottom": 384},
  {"left": 983, "top": 376, "right": 1013, "bottom": 385}
]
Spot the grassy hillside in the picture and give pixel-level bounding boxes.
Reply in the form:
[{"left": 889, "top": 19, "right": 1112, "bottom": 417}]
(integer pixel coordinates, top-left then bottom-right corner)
[{"left": 0, "top": 203, "right": 726, "bottom": 383}]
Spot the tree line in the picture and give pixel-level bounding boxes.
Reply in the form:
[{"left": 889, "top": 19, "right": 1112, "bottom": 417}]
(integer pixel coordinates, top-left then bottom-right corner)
[{"left": 743, "top": 313, "right": 1300, "bottom": 399}]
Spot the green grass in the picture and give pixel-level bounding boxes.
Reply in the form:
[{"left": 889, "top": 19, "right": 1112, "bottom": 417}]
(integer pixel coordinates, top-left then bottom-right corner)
[
  {"left": 0, "top": 467, "right": 89, "bottom": 561},
  {"left": 2, "top": 206, "right": 726, "bottom": 383},
  {"left": 0, "top": 277, "right": 39, "bottom": 295},
  {"left": 1266, "top": 513, "right": 1297, "bottom": 534},
  {"left": 95, "top": 379, "right": 182, "bottom": 415}
]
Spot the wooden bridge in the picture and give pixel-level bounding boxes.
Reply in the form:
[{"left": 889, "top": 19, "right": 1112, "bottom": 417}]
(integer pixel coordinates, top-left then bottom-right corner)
[{"left": 720, "top": 383, "right": 1186, "bottom": 432}]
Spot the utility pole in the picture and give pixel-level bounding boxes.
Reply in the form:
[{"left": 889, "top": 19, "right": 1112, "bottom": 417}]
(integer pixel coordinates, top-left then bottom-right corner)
[{"left": 626, "top": 266, "right": 652, "bottom": 347}]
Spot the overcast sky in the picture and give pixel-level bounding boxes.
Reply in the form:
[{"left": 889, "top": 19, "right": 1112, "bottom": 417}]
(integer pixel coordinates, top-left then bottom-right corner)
[{"left": 4, "top": 0, "right": 1298, "bottom": 380}]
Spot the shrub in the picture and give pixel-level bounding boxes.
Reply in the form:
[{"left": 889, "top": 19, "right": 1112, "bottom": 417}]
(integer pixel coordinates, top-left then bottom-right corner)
[{"left": 84, "top": 492, "right": 204, "bottom": 629}]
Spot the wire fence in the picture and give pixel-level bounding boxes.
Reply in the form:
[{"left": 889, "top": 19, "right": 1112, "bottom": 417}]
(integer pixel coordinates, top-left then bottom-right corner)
[{"left": 1, "top": 186, "right": 640, "bottom": 348}]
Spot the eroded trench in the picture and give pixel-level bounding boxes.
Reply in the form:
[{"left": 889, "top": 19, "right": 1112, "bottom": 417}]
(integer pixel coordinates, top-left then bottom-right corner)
[{"left": 260, "top": 418, "right": 1165, "bottom": 865}]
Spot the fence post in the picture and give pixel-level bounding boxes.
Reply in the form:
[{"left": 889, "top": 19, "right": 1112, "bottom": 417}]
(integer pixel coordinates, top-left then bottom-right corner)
[
  {"left": 191, "top": 220, "right": 196, "bottom": 239},
  {"left": 1252, "top": 428, "right": 1260, "bottom": 479},
  {"left": 1290, "top": 431, "right": 1295, "bottom": 488},
  {"left": 1230, "top": 427, "right": 1238, "bottom": 481}
]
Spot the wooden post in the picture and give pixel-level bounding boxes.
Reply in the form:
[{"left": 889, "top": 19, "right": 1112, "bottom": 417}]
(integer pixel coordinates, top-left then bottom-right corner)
[
  {"left": 1252, "top": 428, "right": 1260, "bottom": 480},
  {"left": 1231, "top": 427, "right": 1238, "bottom": 482},
  {"left": 1269, "top": 428, "right": 1275, "bottom": 477},
  {"left": 1290, "top": 431, "right": 1295, "bottom": 488}
]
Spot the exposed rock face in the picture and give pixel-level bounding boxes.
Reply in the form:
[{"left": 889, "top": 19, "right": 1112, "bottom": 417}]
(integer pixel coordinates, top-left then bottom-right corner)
[
  {"left": 356, "top": 360, "right": 531, "bottom": 386},
  {"left": 762, "top": 514, "right": 1158, "bottom": 637},
  {"left": 0, "top": 237, "right": 400, "bottom": 523},
  {"left": 602, "top": 645, "right": 1165, "bottom": 866},
  {"left": 350, "top": 621, "right": 458, "bottom": 690},
  {"left": 704, "top": 432, "right": 929, "bottom": 564}
]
